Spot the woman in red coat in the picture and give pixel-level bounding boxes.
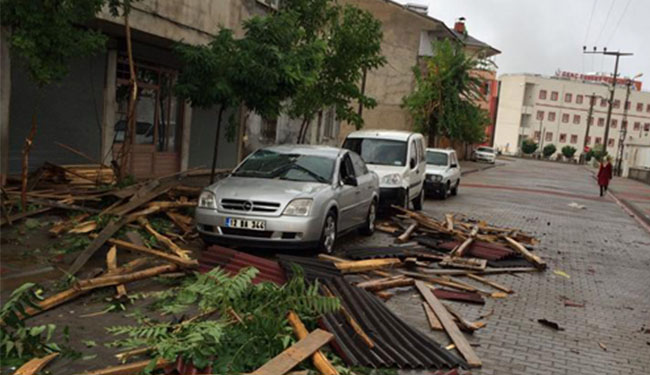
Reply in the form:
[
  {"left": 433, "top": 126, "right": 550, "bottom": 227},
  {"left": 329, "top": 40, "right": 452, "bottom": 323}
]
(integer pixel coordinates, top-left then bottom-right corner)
[{"left": 597, "top": 156, "right": 613, "bottom": 196}]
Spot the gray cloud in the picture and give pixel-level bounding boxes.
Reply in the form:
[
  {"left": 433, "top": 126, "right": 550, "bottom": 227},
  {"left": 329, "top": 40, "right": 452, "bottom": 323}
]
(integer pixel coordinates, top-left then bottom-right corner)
[{"left": 396, "top": 0, "right": 649, "bottom": 87}]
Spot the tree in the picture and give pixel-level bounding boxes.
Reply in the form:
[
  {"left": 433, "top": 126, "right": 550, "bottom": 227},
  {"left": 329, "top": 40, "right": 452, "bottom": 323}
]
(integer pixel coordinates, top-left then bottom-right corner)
[
  {"left": 543, "top": 144, "right": 556, "bottom": 158},
  {"left": 402, "top": 39, "right": 491, "bottom": 146},
  {"left": 561, "top": 145, "right": 577, "bottom": 160},
  {"left": 283, "top": 1, "right": 385, "bottom": 142},
  {"left": 1, "top": 0, "right": 107, "bottom": 210},
  {"left": 175, "top": 30, "right": 240, "bottom": 184},
  {"left": 521, "top": 139, "right": 538, "bottom": 155}
]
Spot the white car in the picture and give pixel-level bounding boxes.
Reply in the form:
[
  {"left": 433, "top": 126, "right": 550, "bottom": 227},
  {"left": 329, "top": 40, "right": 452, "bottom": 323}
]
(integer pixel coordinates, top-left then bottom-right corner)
[
  {"left": 424, "top": 148, "right": 461, "bottom": 199},
  {"left": 473, "top": 146, "right": 496, "bottom": 164},
  {"left": 343, "top": 130, "right": 427, "bottom": 210}
]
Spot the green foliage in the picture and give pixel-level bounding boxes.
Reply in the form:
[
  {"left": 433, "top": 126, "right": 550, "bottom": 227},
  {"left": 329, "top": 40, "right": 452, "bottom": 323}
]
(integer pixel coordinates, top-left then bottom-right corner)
[
  {"left": 49, "top": 234, "right": 91, "bottom": 255},
  {"left": 561, "top": 145, "right": 577, "bottom": 159},
  {"left": 521, "top": 139, "right": 538, "bottom": 155},
  {"left": 284, "top": 0, "right": 386, "bottom": 130},
  {"left": 108, "top": 266, "right": 340, "bottom": 373},
  {"left": 402, "top": 39, "right": 491, "bottom": 145},
  {"left": 542, "top": 144, "right": 556, "bottom": 158},
  {"left": 0, "top": 283, "right": 59, "bottom": 367},
  {"left": 587, "top": 144, "right": 608, "bottom": 162},
  {"left": 0, "top": 0, "right": 107, "bottom": 87}
]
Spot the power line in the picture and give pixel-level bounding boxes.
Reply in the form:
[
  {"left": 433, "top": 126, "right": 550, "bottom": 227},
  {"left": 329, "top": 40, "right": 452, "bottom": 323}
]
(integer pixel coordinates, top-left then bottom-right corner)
[
  {"left": 583, "top": 0, "right": 599, "bottom": 45},
  {"left": 605, "top": 0, "right": 633, "bottom": 45},
  {"left": 593, "top": 0, "right": 617, "bottom": 45}
]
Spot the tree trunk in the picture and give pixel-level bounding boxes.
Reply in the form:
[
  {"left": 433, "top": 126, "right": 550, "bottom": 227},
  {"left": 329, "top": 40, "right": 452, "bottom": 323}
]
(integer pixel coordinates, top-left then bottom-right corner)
[
  {"left": 297, "top": 117, "right": 309, "bottom": 144},
  {"left": 117, "top": 11, "right": 138, "bottom": 181},
  {"left": 210, "top": 105, "right": 225, "bottom": 184},
  {"left": 20, "top": 114, "right": 37, "bottom": 211}
]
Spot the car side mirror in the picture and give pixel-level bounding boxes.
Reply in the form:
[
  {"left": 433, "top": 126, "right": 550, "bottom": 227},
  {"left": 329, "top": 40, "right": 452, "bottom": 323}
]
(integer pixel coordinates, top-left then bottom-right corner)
[
  {"left": 409, "top": 158, "right": 416, "bottom": 169},
  {"left": 450, "top": 163, "right": 458, "bottom": 168},
  {"left": 343, "top": 176, "right": 358, "bottom": 186}
]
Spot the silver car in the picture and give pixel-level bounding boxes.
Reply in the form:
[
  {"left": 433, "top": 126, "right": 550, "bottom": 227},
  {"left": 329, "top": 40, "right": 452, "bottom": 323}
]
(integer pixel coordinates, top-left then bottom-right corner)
[{"left": 196, "top": 145, "right": 380, "bottom": 253}]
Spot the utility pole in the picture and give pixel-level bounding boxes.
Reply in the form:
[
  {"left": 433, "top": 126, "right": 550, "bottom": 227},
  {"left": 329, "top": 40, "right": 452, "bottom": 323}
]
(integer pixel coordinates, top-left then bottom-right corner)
[
  {"left": 615, "top": 78, "right": 635, "bottom": 176},
  {"left": 537, "top": 119, "right": 543, "bottom": 157},
  {"left": 582, "top": 47, "right": 633, "bottom": 155},
  {"left": 583, "top": 93, "right": 602, "bottom": 163}
]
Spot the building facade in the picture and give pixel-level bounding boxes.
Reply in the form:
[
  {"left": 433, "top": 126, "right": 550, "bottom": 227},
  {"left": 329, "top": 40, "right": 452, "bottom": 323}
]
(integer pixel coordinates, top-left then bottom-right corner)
[{"left": 493, "top": 73, "right": 650, "bottom": 164}]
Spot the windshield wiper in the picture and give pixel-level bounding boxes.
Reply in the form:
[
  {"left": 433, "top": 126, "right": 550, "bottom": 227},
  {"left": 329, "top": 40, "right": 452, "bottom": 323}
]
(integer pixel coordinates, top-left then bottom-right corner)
[{"left": 272, "top": 163, "right": 328, "bottom": 183}]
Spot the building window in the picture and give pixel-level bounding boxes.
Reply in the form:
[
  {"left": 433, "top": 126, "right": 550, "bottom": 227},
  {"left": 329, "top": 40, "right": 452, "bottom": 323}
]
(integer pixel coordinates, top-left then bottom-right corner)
[
  {"left": 565, "top": 93, "right": 572, "bottom": 103},
  {"left": 601, "top": 98, "right": 607, "bottom": 107},
  {"left": 586, "top": 136, "right": 591, "bottom": 144},
  {"left": 551, "top": 91, "right": 558, "bottom": 101},
  {"left": 588, "top": 117, "right": 594, "bottom": 126},
  {"left": 647, "top": 104, "right": 650, "bottom": 113},
  {"left": 597, "top": 118, "right": 604, "bottom": 127},
  {"left": 322, "top": 108, "right": 338, "bottom": 140},
  {"left": 634, "top": 122, "right": 641, "bottom": 131},
  {"left": 559, "top": 133, "right": 567, "bottom": 143},
  {"left": 534, "top": 131, "right": 541, "bottom": 140},
  {"left": 261, "top": 118, "right": 277, "bottom": 141},
  {"left": 536, "top": 110, "right": 544, "bottom": 120},
  {"left": 538, "top": 90, "right": 547, "bottom": 100},
  {"left": 545, "top": 132, "right": 553, "bottom": 142},
  {"left": 645, "top": 123, "right": 650, "bottom": 131},
  {"left": 548, "top": 112, "right": 556, "bottom": 121},
  {"left": 608, "top": 138, "right": 615, "bottom": 147},
  {"left": 562, "top": 113, "right": 570, "bottom": 123},
  {"left": 573, "top": 115, "right": 580, "bottom": 124},
  {"left": 637, "top": 103, "right": 643, "bottom": 112},
  {"left": 611, "top": 119, "right": 618, "bottom": 128},
  {"left": 622, "top": 120, "right": 627, "bottom": 129},
  {"left": 570, "top": 134, "right": 578, "bottom": 144},
  {"left": 576, "top": 95, "right": 584, "bottom": 104},
  {"left": 595, "top": 137, "right": 602, "bottom": 144},
  {"left": 613, "top": 99, "right": 620, "bottom": 109}
]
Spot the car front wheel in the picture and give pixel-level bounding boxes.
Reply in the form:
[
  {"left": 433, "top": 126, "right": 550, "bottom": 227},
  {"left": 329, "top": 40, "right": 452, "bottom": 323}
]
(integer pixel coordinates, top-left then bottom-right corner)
[
  {"left": 412, "top": 186, "right": 424, "bottom": 211},
  {"left": 319, "top": 211, "right": 337, "bottom": 254},
  {"left": 359, "top": 200, "right": 377, "bottom": 236},
  {"left": 439, "top": 181, "right": 449, "bottom": 200},
  {"left": 451, "top": 180, "right": 459, "bottom": 196}
]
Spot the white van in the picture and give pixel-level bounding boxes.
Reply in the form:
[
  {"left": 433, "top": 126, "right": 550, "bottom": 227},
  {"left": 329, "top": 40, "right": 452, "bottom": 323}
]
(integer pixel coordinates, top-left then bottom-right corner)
[{"left": 343, "top": 130, "right": 426, "bottom": 210}]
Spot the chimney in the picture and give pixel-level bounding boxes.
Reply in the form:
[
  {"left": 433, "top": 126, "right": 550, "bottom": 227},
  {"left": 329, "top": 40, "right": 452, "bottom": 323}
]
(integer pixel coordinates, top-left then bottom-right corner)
[{"left": 454, "top": 17, "right": 466, "bottom": 34}]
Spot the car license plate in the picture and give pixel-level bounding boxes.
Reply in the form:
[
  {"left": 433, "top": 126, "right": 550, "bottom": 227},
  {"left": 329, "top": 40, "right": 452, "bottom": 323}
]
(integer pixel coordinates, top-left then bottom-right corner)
[{"left": 225, "top": 217, "right": 266, "bottom": 231}]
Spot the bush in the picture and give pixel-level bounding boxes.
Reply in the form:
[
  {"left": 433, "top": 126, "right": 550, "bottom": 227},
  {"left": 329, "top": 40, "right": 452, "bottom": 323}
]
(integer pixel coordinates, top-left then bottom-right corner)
[
  {"left": 590, "top": 144, "right": 608, "bottom": 162},
  {"left": 521, "top": 139, "right": 538, "bottom": 155},
  {"left": 542, "top": 144, "right": 556, "bottom": 158},
  {"left": 561, "top": 145, "right": 577, "bottom": 160}
]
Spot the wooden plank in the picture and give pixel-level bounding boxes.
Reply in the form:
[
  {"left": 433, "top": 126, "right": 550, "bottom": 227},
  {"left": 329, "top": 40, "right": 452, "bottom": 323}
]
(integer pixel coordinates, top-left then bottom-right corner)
[
  {"left": 0, "top": 207, "right": 51, "bottom": 227},
  {"left": 504, "top": 236, "right": 546, "bottom": 270},
  {"left": 251, "top": 329, "right": 334, "bottom": 375},
  {"left": 287, "top": 311, "right": 338, "bottom": 375},
  {"left": 356, "top": 275, "right": 414, "bottom": 292},
  {"left": 74, "top": 358, "right": 169, "bottom": 375},
  {"left": 415, "top": 281, "right": 482, "bottom": 367},
  {"left": 334, "top": 258, "right": 402, "bottom": 273},
  {"left": 422, "top": 302, "right": 443, "bottom": 330},
  {"left": 137, "top": 217, "right": 190, "bottom": 259},
  {"left": 14, "top": 352, "right": 59, "bottom": 375},
  {"left": 67, "top": 216, "right": 128, "bottom": 275},
  {"left": 105, "top": 238, "right": 197, "bottom": 268},
  {"left": 410, "top": 267, "right": 539, "bottom": 276},
  {"left": 27, "top": 197, "right": 101, "bottom": 214},
  {"left": 451, "top": 226, "right": 478, "bottom": 257},
  {"left": 445, "top": 213, "right": 454, "bottom": 231},
  {"left": 439, "top": 256, "right": 487, "bottom": 271},
  {"left": 397, "top": 223, "right": 418, "bottom": 243},
  {"left": 106, "top": 246, "right": 127, "bottom": 297},
  {"left": 466, "top": 273, "right": 513, "bottom": 293},
  {"left": 75, "top": 264, "right": 178, "bottom": 291}
]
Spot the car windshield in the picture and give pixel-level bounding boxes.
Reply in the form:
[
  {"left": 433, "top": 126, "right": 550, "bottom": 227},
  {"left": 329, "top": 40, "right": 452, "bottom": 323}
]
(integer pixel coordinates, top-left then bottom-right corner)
[
  {"left": 232, "top": 150, "right": 334, "bottom": 183},
  {"left": 426, "top": 151, "right": 448, "bottom": 166},
  {"left": 477, "top": 147, "right": 494, "bottom": 153},
  {"left": 343, "top": 138, "right": 407, "bottom": 166}
]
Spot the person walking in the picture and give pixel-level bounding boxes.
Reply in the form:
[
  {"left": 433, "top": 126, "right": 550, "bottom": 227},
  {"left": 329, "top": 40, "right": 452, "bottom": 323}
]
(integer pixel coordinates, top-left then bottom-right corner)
[{"left": 597, "top": 156, "right": 613, "bottom": 197}]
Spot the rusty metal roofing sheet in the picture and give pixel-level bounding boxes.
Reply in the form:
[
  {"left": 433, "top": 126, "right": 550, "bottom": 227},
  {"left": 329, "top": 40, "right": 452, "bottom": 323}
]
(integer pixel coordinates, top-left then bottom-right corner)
[
  {"left": 433, "top": 288, "right": 485, "bottom": 305},
  {"left": 198, "top": 245, "right": 286, "bottom": 285},
  {"left": 321, "top": 277, "right": 466, "bottom": 370}
]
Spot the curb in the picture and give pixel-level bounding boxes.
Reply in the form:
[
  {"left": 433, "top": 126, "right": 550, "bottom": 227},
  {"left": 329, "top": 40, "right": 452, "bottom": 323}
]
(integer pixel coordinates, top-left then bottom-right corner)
[
  {"left": 461, "top": 163, "right": 501, "bottom": 176},
  {"left": 584, "top": 166, "right": 650, "bottom": 234}
]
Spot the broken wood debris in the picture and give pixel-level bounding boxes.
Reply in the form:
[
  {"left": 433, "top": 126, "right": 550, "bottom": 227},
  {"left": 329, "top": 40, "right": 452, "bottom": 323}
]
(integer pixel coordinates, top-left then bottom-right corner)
[{"left": 251, "top": 329, "right": 334, "bottom": 375}]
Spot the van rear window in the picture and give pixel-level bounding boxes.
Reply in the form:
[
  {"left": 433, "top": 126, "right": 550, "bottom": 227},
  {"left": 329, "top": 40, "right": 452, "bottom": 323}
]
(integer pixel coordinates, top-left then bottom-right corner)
[{"left": 343, "top": 138, "right": 407, "bottom": 166}]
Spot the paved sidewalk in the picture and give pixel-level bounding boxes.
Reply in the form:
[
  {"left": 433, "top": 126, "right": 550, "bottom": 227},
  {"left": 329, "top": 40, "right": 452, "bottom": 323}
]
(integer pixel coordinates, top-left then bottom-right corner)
[{"left": 340, "top": 158, "right": 650, "bottom": 375}]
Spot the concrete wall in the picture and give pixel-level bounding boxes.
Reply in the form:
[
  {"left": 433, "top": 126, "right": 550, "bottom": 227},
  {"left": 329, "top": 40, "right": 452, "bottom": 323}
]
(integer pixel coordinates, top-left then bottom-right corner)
[
  {"left": 8, "top": 54, "right": 106, "bottom": 173},
  {"left": 493, "top": 75, "right": 527, "bottom": 155},
  {"left": 337, "top": 0, "right": 451, "bottom": 141}
]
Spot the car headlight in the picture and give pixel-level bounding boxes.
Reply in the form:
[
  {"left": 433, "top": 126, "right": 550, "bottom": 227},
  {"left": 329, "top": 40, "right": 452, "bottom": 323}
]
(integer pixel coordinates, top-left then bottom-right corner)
[
  {"left": 427, "top": 174, "right": 442, "bottom": 182},
  {"left": 283, "top": 199, "right": 313, "bottom": 216},
  {"left": 381, "top": 173, "right": 403, "bottom": 186},
  {"left": 198, "top": 191, "right": 217, "bottom": 209}
]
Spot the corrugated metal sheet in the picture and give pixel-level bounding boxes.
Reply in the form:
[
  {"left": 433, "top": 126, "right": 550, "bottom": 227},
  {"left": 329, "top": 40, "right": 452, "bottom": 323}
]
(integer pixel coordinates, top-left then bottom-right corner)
[
  {"left": 435, "top": 240, "right": 516, "bottom": 261},
  {"left": 277, "top": 254, "right": 342, "bottom": 281},
  {"left": 198, "top": 245, "right": 286, "bottom": 285},
  {"left": 434, "top": 288, "right": 485, "bottom": 305},
  {"left": 321, "top": 277, "right": 466, "bottom": 370}
]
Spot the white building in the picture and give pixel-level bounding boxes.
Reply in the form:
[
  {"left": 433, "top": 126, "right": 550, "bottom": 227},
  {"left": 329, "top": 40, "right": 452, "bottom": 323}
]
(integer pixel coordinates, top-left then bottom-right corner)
[{"left": 493, "top": 73, "right": 650, "bottom": 166}]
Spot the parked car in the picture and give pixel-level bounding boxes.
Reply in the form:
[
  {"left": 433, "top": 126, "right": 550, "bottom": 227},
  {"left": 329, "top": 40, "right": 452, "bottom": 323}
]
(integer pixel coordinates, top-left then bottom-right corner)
[
  {"left": 196, "top": 145, "right": 379, "bottom": 253},
  {"left": 424, "top": 148, "right": 461, "bottom": 199},
  {"left": 472, "top": 146, "right": 496, "bottom": 163},
  {"left": 342, "top": 130, "right": 426, "bottom": 210}
]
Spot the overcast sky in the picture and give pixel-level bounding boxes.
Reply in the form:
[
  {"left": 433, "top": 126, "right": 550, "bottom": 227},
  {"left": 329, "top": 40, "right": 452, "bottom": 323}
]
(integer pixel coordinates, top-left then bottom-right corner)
[{"left": 396, "top": 0, "right": 650, "bottom": 88}]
